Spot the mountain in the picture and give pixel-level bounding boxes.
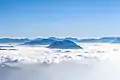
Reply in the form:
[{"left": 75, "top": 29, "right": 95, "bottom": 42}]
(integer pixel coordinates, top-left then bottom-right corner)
[
  {"left": 48, "top": 37, "right": 64, "bottom": 41},
  {"left": 79, "top": 38, "right": 98, "bottom": 43},
  {"left": 99, "top": 37, "right": 119, "bottom": 43},
  {"left": 111, "top": 38, "right": 120, "bottom": 43},
  {"left": 79, "top": 37, "right": 120, "bottom": 43},
  {"left": 65, "top": 37, "right": 79, "bottom": 42},
  {"left": 47, "top": 40, "right": 82, "bottom": 49},
  {"left": 0, "top": 38, "right": 29, "bottom": 43},
  {"left": 23, "top": 38, "right": 55, "bottom": 45},
  {"left": 33, "top": 38, "right": 42, "bottom": 41}
]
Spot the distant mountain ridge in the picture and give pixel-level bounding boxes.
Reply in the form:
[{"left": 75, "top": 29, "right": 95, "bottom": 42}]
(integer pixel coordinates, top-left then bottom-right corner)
[
  {"left": 0, "top": 37, "right": 120, "bottom": 44},
  {"left": 0, "top": 38, "right": 30, "bottom": 43},
  {"left": 23, "top": 38, "right": 55, "bottom": 45},
  {"left": 79, "top": 37, "right": 120, "bottom": 43},
  {"left": 111, "top": 37, "right": 120, "bottom": 43}
]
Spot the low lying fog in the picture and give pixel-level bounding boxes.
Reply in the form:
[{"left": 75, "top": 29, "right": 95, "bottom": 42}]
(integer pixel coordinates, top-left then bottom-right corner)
[{"left": 0, "top": 43, "right": 120, "bottom": 80}]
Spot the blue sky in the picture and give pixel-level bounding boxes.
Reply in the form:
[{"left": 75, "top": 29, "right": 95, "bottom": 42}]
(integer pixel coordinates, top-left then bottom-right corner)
[{"left": 0, "top": 0, "right": 120, "bottom": 38}]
